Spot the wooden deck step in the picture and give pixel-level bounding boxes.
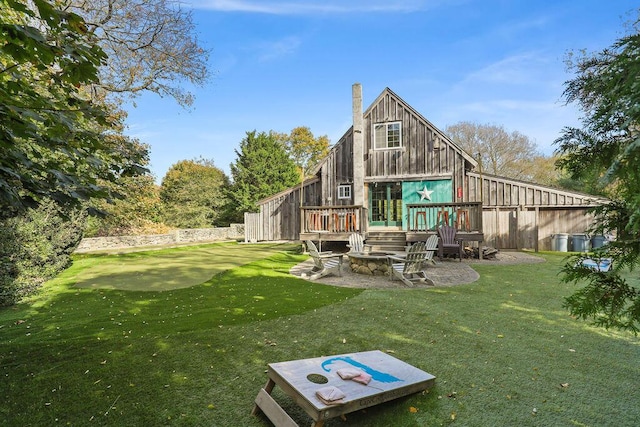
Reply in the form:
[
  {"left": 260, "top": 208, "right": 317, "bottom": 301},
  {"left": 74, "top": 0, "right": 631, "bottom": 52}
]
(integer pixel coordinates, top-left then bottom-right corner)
[{"left": 365, "top": 232, "right": 407, "bottom": 253}]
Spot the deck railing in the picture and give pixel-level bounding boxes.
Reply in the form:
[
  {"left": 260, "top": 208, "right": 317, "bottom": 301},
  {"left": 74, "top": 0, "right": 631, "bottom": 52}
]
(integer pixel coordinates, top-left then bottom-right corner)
[
  {"left": 406, "top": 202, "right": 483, "bottom": 232},
  {"left": 301, "top": 203, "right": 482, "bottom": 234},
  {"left": 301, "top": 206, "right": 363, "bottom": 233}
]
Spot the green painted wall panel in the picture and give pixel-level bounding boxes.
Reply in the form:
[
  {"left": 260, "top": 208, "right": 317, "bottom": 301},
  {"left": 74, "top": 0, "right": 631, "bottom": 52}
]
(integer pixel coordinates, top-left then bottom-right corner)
[{"left": 401, "top": 180, "right": 453, "bottom": 230}]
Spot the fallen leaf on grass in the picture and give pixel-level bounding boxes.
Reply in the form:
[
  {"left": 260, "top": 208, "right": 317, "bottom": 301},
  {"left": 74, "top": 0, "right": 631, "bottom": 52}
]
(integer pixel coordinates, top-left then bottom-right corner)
[
  {"left": 560, "top": 383, "right": 570, "bottom": 388},
  {"left": 409, "top": 406, "right": 418, "bottom": 413}
]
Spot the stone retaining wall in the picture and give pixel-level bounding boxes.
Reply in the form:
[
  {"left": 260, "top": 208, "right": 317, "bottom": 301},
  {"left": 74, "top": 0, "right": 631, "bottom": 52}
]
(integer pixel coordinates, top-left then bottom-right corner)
[{"left": 75, "top": 224, "right": 245, "bottom": 253}]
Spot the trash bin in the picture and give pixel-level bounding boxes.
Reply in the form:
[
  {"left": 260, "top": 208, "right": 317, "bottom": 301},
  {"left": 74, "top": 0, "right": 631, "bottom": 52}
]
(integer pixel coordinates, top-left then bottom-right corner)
[
  {"left": 591, "top": 235, "right": 607, "bottom": 249},
  {"left": 571, "top": 233, "right": 590, "bottom": 252},
  {"left": 551, "top": 233, "right": 569, "bottom": 252}
]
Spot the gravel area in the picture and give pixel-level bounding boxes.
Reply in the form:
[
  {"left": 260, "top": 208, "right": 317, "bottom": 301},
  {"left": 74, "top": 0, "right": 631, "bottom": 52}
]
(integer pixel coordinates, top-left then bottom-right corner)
[{"left": 290, "top": 250, "right": 545, "bottom": 289}]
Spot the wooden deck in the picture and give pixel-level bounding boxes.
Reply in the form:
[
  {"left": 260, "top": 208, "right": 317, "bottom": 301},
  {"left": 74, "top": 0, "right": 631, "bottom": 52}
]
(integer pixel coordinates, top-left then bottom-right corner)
[{"left": 301, "top": 202, "right": 484, "bottom": 246}]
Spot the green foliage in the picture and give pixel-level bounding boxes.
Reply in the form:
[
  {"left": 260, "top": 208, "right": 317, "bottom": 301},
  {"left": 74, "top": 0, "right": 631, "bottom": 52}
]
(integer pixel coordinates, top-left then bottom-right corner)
[
  {"left": 0, "top": 199, "right": 86, "bottom": 306},
  {"left": 85, "top": 173, "right": 168, "bottom": 237},
  {"left": 226, "top": 131, "right": 300, "bottom": 222},
  {"left": 0, "top": 0, "right": 116, "bottom": 210},
  {"left": 160, "top": 158, "right": 230, "bottom": 228},
  {"left": 557, "top": 11, "right": 640, "bottom": 333},
  {"left": 278, "top": 126, "right": 330, "bottom": 177}
]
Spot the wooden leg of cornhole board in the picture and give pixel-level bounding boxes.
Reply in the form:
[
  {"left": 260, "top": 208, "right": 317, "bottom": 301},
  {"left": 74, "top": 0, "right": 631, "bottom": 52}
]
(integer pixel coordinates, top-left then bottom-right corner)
[{"left": 252, "top": 379, "right": 300, "bottom": 427}]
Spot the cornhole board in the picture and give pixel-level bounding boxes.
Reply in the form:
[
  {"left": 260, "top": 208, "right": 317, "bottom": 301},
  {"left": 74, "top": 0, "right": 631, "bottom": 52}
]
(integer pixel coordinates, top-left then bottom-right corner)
[{"left": 251, "top": 350, "right": 436, "bottom": 427}]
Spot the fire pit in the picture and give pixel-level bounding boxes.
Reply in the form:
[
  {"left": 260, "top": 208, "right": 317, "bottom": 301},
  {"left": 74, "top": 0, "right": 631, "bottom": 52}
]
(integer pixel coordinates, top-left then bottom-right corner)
[{"left": 347, "top": 252, "right": 396, "bottom": 276}]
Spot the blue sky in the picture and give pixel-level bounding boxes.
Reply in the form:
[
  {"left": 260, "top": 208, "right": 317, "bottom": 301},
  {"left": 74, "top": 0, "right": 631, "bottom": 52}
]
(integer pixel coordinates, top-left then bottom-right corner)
[{"left": 124, "top": 0, "right": 636, "bottom": 181}]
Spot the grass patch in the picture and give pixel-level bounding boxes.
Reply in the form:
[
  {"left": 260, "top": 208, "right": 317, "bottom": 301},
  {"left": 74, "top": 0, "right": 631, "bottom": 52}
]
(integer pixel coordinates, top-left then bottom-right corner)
[
  {"left": 71, "top": 242, "right": 291, "bottom": 291},
  {"left": 1, "top": 247, "right": 638, "bottom": 426}
]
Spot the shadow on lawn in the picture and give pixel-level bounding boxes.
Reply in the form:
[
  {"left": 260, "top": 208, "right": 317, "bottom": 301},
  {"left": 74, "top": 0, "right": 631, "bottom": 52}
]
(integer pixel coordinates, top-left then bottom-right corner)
[{"left": 72, "top": 242, "right": 295, "bottom": 291}]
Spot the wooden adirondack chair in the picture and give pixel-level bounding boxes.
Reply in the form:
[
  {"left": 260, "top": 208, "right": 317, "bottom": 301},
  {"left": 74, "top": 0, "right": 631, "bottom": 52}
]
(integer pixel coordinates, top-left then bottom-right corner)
[
  {"left": 302, "top": 240, "right": 344, "bottom": 280},
  {"left": 437, "top": 225, "right": 464, "bottom": 261},
  {"left": 387, "top": 237, "right": 437, "bottom": 287},
  {"left": 423, "top": 234, "right": 439, "bottom": 265},
  {"left": 347, "top": 233, "right": 365, "bottom": 253}
]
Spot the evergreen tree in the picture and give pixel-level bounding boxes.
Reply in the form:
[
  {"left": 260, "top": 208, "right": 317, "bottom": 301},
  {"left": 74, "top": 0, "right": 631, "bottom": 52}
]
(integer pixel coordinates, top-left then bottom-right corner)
[
  {"left": 227, "top": 131, "right": 299, "bottom": 222},
  {"left": 557, "top": 11, "right": 640, "bottom": 334}
]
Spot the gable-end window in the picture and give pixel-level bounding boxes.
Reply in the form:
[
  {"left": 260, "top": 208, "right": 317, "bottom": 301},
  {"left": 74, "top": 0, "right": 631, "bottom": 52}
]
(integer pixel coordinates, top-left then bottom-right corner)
[
  {"left": 338, "top": 184, "right": 351, "bottom": 199},
  {"left": 374, "top": 121, "right": 402, "bottom": 149}
]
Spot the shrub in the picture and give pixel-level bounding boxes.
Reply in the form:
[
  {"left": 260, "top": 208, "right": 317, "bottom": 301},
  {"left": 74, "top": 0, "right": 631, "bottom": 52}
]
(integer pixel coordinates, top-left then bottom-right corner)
[{"left": 0, "top": 200, "right": 86, "bottom": 306}]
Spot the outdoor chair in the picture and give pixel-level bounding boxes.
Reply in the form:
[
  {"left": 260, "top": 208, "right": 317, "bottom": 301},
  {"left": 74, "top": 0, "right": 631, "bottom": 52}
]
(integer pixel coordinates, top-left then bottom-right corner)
[
  {"left": 302, "top": 240, "right": 344, "bottom": 280},
  {"left": 423, "top": 234, "right": 439, "bottom": 265},
  {"left": 347, "top": 233, "right": 366, "bottom": 253},
  {"left": 580, "top": 257, "right": 613, "bottom": 272},
  {"left": 387, "top": 236, "right": 438, "bottom": 287},
  {"left": 437, "top": 225, "right": 464, "bottom": 261}
]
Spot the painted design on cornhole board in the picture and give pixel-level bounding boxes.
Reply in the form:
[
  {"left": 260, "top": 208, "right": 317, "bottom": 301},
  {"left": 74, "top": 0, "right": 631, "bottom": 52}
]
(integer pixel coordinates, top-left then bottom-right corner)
[{"left": 321, "top": 356, "right": 402, "bottom": 383}]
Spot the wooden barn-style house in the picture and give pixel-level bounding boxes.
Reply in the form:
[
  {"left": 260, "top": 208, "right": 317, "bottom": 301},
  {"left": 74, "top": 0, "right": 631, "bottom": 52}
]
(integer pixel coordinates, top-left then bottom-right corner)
[{"left": 245, "top": 84, "right": 607, "bottom": 253}]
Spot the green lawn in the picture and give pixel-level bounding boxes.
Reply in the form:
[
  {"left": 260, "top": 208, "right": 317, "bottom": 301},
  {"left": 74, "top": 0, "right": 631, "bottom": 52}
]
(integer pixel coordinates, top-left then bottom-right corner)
[{"left": 1, "top": 243, "right": 638, "bottom": 426}]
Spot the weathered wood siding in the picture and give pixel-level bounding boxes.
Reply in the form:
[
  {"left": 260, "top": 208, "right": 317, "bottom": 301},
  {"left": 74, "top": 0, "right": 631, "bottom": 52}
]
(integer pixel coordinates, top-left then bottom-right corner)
[
  {"left": 463, "top": 172, "right": 605, "bottom": 249},
  {"left": 317, "top": 129, "right": 354, "bottom": 205},
  {"left": 481, "top": 207, "right": 596, "bottom": 251},
  {"left": 362, "top": 89, "right": 475, "bottom": 201},
  {"left": 466, "top": 172, "right": 604, "bottom": 207},
  {"left": 254, "top": 179, "right": 322, "bottom": 241}
]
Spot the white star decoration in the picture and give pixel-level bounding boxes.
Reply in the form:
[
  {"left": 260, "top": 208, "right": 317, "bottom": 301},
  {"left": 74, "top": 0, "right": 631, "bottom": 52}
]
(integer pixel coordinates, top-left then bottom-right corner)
[{"left": 417, "top": 186, "right": 433, "bottom": 201}]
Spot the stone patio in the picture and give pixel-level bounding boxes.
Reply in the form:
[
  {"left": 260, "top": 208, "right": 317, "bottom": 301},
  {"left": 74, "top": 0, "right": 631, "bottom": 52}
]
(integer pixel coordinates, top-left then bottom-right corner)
[{"left": 290, "top": 251, "right": 545, "bottom": 289}]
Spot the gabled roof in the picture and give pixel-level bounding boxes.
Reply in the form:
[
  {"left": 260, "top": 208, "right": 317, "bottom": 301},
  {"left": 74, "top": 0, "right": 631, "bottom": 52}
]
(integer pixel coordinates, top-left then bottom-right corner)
[{"left": 365, "top": 87, "right": 479, "bottom": 168}]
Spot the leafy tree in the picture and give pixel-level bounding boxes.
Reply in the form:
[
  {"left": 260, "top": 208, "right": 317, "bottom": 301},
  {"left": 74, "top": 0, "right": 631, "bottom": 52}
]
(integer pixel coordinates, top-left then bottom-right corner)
[
  {"left": 275, "top": 126, "right": 330, "bottom": 218},
  {"left": 226, "top": 131, "right": 300, "bottom": 222},
  {"left": 1, "top": 0, "right": 119, "bottom": 211},
  {"left": 556, "top": 12, "right": 640, "bottom": 334},
  {"left": 85, "top": 173, "right": 168, "bottom": 237},
  {"left": 160, "top": 159, "right": 230, "bottom": 228},
  {"left": 63, "top": 0, "right": 209, "bottom": 107},
  {"left": 446, "top": 122, "right": 547, "bottom": 182},
  {"left": 277, "top": 126, "right": 331, "bottom": 178}
]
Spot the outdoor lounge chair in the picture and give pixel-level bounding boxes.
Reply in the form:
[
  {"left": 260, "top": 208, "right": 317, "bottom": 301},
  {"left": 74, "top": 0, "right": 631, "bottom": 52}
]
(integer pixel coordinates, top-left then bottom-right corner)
[
  {"left": 302, "top": 240, "right": 344, "bottom": 280},
  {"left": 387, "top": 236, "right": 438, "bottom": 287},
  {"left": 580, "top": 257, "right": 613, "bottom": 272},
  {"left": 437, "top": 225, "right": 464, "bottom": 261},
  {"left": 347, "top": 233, "right": 366, "bottom": 253},
  {"left": 423, "top": 234, "right": 439, "bottom": 265}
]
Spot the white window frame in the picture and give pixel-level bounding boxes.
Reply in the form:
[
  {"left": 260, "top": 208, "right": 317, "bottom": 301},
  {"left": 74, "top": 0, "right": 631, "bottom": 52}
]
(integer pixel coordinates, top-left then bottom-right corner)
[
  {"left": 338, "top": 184, "right": 352, "bottom": 200},
  {"left": 373, "top": 121, "right": 402, "bottom": 150}
]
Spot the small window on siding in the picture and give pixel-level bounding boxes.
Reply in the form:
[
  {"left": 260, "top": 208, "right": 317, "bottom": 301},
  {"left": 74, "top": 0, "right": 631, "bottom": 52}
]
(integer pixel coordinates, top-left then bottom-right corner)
[
  {"left": 338, "top": 184, "right": 351, "bottom": 199},
  {"left": 373, "top": 121, "right": 402, "bottom": 149}
]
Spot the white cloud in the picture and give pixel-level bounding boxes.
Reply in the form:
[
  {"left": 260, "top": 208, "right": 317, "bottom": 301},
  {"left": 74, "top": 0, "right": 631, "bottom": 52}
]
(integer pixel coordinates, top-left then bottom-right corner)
[
  {"left": 190, "top": 0, "right": 450, "bottom": 14},
  {"left": 256, "top": 36, "right": 302, "bottom": 61},
  {"left": 461, "top": 52, "right": 551, "bottom": 86}
]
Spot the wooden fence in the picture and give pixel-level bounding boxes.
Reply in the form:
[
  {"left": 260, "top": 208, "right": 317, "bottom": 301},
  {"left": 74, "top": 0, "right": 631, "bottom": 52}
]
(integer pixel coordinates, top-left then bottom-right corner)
[{"left": 244, "top": 212, "right": 262, "bottom": 243}]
